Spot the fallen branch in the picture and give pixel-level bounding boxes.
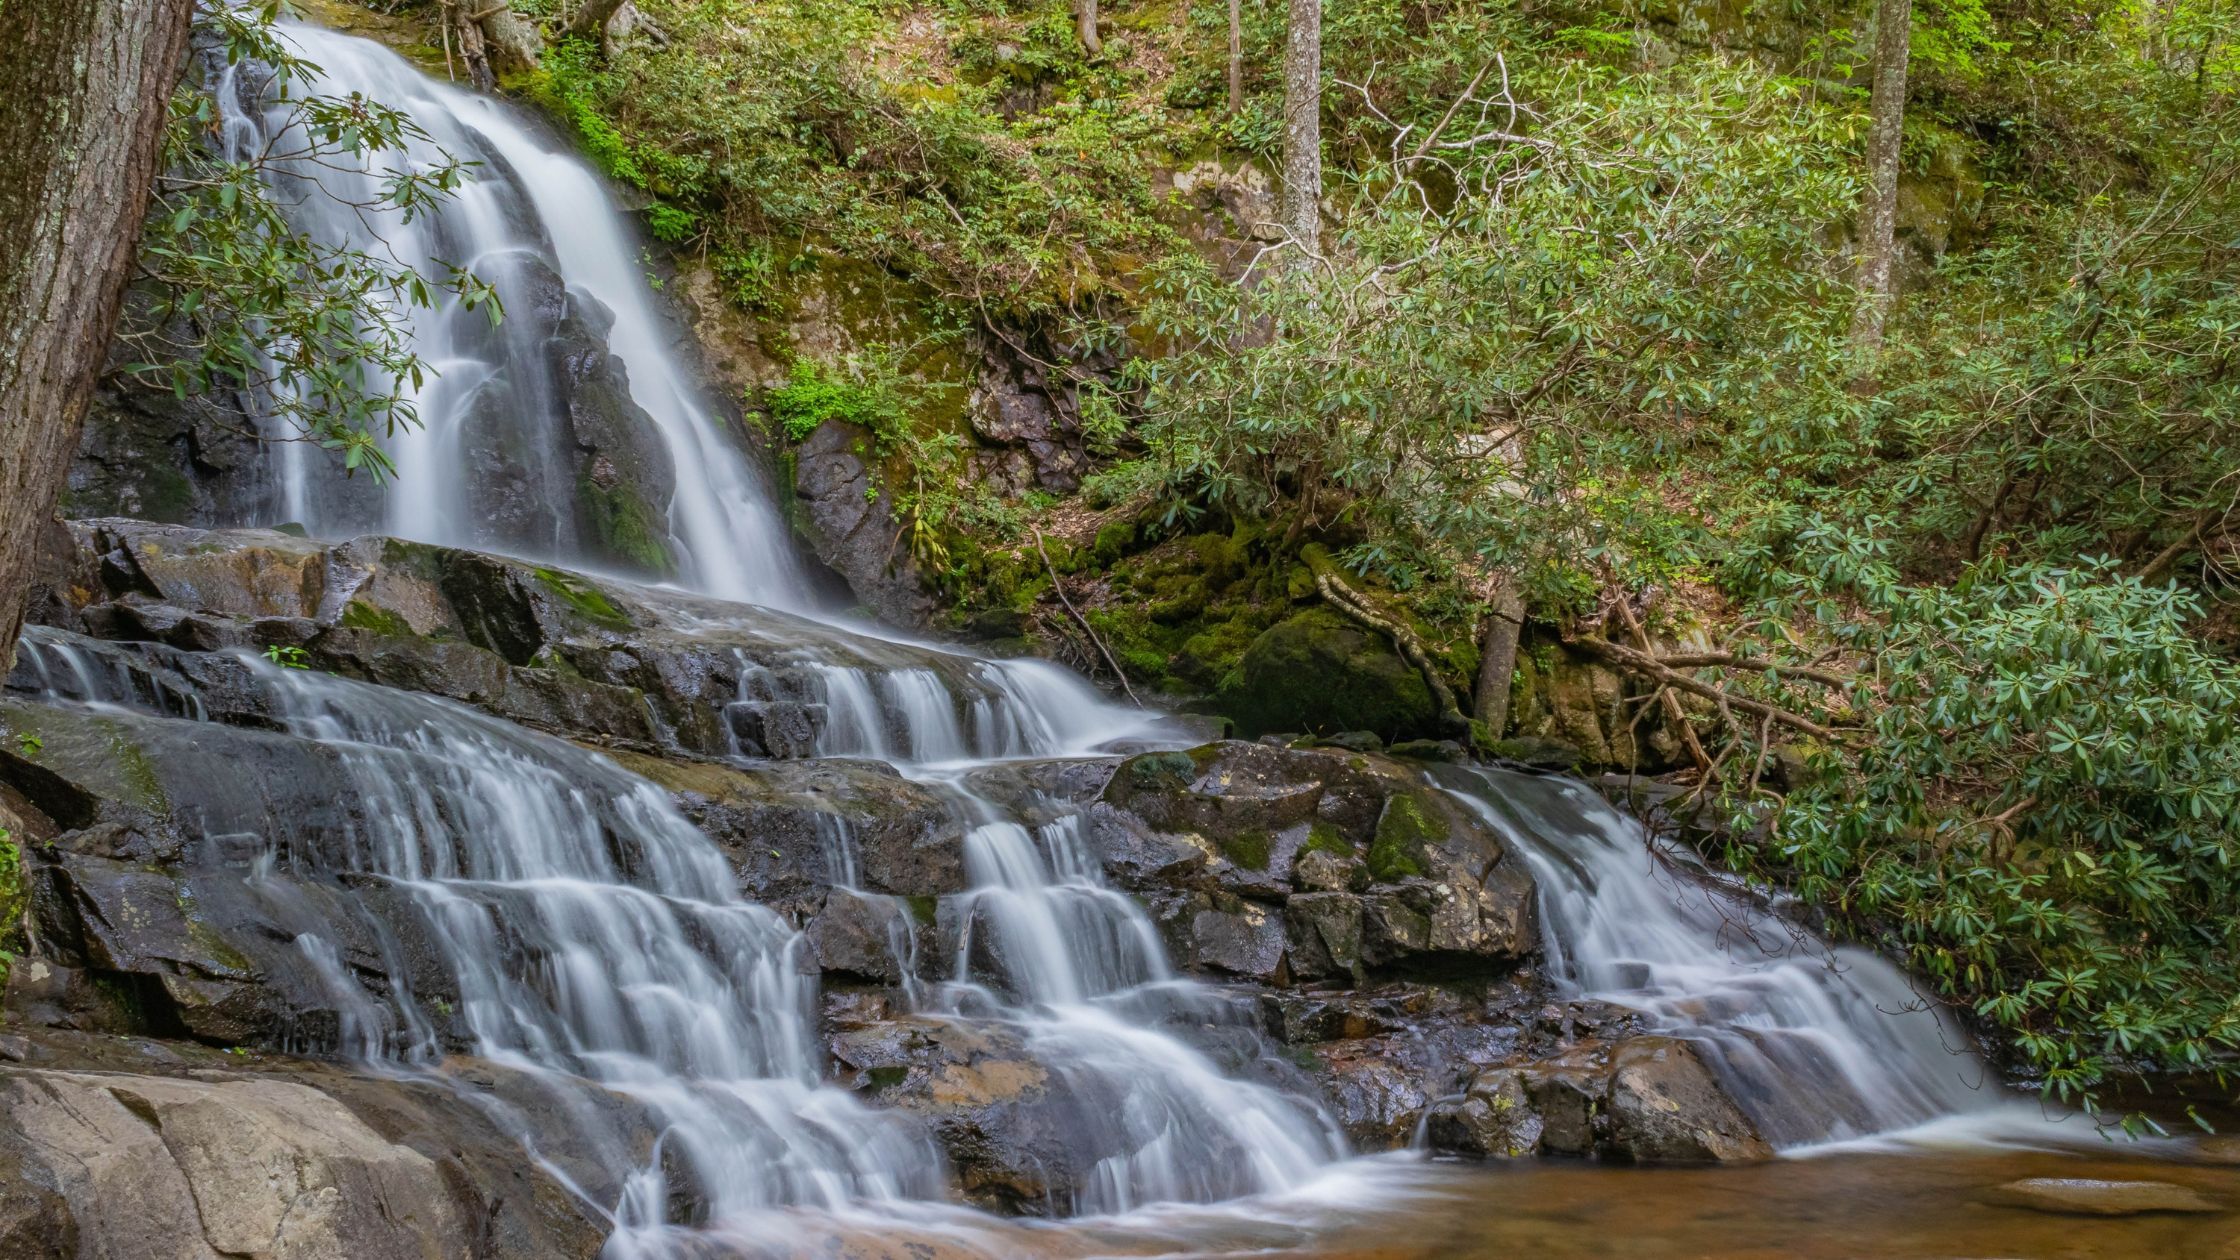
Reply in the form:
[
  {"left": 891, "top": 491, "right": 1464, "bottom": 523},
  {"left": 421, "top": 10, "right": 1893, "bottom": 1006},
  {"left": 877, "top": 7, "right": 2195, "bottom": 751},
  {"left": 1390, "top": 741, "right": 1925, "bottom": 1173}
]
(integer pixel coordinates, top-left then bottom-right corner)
[
  {"left": 1033, "top": 528, "right": 1139, "bottom": 705},
  {"left": 1567, "top": 635, "right": 1844, "bottom": 743},
  {"left": 1315, "top": 569, "right": 1469, "bottom": 735},
  {"left": 1606, "top": 585, "right": 1713, "bottom": 774},
  {"left": 1645, "top": 651, "right": 1851, "bottom": 690}
]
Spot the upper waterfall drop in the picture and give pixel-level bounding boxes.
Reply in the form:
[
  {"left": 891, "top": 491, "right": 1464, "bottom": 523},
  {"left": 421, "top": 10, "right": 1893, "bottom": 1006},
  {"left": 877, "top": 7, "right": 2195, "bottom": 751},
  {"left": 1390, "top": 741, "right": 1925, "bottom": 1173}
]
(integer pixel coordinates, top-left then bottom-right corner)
[{"left": 225, "top": 22, "right": 809, "bottom": 608}]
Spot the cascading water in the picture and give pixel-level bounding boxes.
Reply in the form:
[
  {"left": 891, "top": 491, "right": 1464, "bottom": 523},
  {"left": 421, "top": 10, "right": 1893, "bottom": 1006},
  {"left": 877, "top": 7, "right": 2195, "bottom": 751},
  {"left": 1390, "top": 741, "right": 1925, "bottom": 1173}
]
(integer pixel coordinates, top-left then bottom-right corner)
[
  {"left": 1436, "top": 766, "right": 2039, "bottom": 1149},
  {"left": 45, "top": 10, "right": 2071, "bottom": 1255},
  {"left": 219, "top": 24, "right": 806, "bottom": 606}
]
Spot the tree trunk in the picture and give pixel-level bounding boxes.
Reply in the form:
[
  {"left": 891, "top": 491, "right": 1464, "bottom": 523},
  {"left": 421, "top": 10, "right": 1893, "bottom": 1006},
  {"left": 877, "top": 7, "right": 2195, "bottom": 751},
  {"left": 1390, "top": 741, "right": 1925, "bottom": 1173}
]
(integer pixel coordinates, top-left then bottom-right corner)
[
  {"left": 0, "top": 0, "right": 194, "bottom": 671},
  {"left": 1076, "top": 0, "right": 1101, "bottom": 54},
  {"left": 1472, "top": 584, "right": 1524, "bottom": 740},
  {"left": 1280, "top": 0, "right": 1321, "bottom": 257},
  {"left": 565, "top": 0, "right": 628, "bottom": 43},
  {"left": 1226, "top": 0, "right": 1243, "bottom": 115},
  {"left": 1848, "top": 0, "right": 1912, "bottom": 386}
]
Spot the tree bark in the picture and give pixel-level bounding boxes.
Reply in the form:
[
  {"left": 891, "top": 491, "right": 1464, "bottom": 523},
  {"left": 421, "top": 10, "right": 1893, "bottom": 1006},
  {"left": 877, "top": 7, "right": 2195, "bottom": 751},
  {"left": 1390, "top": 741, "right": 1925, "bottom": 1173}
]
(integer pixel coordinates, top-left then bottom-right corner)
[
  {"left": 0, "top": 0, "right": 194, "bottom": 671},
  {"left": 1280, "top": 0, "right": 1321, "bottom": 257},
  {"left": 1472, "top": 584, "right": 1524, "bottom": 740},
  {"left": 565, "top": 0, "right": 628, "bottom": 43},
  {"left": 1076, "top": 0, "right": 1102, "bottom": 54},
  {"left": 1226, "top": 0, "right": 1243, "bottom": 116},
  {"left": 1848, "top": 0, "right": 1912, "bottom": 385}
]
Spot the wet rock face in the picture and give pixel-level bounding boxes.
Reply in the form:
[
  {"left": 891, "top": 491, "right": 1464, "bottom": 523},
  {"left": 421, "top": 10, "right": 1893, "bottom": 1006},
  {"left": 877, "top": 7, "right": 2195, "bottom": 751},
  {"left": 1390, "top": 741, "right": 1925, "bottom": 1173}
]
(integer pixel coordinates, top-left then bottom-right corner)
[
  {"left": 24, "top": 518, "right": 1001, "bottom": 761},
  {"left": 826, "top": 1014, "right": 1071, "bottom": 1213},
  {"left": 1095, "top": 741, "right": 1536, "bottom": 980},
  {"left": 790, "top": 421, "right": 936, "bottom": 628},
  {"left": 1418, "top": 1035, "right": 1774, "bottom": 1165}
]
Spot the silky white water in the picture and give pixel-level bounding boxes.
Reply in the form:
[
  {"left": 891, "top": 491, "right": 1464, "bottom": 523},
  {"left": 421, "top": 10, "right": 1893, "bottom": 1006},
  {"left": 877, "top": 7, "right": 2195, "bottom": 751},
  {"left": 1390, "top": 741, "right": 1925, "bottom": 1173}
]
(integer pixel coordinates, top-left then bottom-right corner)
[
  {"left": 218, "top": 23, "right": 806, "bottom": 606},
  {"left": 1437, "top": 767, "right": 2047, "bottom": 1150}
]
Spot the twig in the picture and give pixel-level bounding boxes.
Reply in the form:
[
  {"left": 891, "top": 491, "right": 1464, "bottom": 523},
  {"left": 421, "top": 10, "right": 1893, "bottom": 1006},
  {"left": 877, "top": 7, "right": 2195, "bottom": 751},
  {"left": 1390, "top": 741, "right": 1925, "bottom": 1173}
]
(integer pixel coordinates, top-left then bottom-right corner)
[{"left": 1032, "top": 528, "right": 1139, "bottom": 705}]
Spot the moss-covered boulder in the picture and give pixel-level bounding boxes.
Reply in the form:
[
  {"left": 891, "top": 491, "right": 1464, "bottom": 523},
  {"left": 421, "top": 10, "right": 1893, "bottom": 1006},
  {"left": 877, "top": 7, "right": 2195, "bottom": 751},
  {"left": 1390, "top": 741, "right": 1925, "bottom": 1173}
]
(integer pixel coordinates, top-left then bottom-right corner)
[{"left": 1215, "top": 607, "right": 1437, "bottom": 741}]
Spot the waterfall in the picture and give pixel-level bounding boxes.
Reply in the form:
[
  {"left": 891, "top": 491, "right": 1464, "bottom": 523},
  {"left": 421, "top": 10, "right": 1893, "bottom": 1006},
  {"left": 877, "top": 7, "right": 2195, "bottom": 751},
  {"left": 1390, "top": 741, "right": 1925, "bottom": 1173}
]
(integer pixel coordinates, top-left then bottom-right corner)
[
  {"left": 219, "top": 23, "right": 807, "bottom": 607},
  {"left": 30, "top": 11, "right": 2067, "bottom": 1253},
  {"left": 1437, "top": 766, "right": 2042, "bottom": 1149}
]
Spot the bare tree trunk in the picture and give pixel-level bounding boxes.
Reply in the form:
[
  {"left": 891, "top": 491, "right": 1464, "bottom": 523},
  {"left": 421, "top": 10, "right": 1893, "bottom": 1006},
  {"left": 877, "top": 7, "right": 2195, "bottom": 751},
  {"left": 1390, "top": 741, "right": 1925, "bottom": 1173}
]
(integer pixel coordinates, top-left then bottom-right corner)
[
  {"left": 0, "top": 0, "right": 194, "bottom": 671},
  {"left": 1076, "top": 0, "right": 1101, "bottom": 54},
  {"left": 1848, "top": 0, "right": 1912, "bottom": 386},
  {"left": 1472, "top": 584, "right": 1525, "bottom": 740},
  {"left": 1226, "top": 0, "right": 1243, "bottom": 115},
  {"left": 1280, "top": 0, "right": 1321, "bottom": 257},
  {"left": 565, "top": 0, "right": 627, "bottom": 42},
  {"left": 445, "top": 0, "right": 497, "bottom": 91}
]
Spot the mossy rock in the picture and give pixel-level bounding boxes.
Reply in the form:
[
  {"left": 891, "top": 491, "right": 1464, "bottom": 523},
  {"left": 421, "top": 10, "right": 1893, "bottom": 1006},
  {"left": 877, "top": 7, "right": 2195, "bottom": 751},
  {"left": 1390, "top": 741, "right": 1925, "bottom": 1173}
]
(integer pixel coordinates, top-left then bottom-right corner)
[{"left": 1214, "top": 607, "right": 1438, "bottom": 742}]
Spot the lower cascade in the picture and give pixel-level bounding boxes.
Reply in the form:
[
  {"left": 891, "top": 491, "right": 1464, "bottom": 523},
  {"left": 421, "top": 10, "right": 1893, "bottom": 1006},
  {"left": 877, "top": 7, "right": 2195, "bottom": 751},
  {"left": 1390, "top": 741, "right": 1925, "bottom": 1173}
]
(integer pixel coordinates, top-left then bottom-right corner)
[
  {"left": 2, "top": 12, "right": 2162, "bottom": 1260},
  {"left": 1435, "top": 768, "right": 2030, "bottom": 1150}
]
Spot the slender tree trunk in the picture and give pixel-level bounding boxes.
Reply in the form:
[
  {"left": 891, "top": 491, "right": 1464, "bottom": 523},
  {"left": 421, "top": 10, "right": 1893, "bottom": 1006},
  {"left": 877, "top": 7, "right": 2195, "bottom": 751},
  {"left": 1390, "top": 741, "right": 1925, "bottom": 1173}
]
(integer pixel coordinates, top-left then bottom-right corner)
[
  {"left": 1280, "top": 0, "right": 1321, "bottom": 257},
  {"left": 1226, "top": 0, "right": 1243, "bottom": 115},
  {"left": 1472, "top": 584, "right": 1525, "bottom": 740},
  {"left": 0, "top": 0, "right": 194, "bottom": 671},
  {"left": 1076, "top": 0, "right": 1102, "bottom": 54},
  {"left": 1848, "top": 0, "right": 1912, "bottom": 386}
]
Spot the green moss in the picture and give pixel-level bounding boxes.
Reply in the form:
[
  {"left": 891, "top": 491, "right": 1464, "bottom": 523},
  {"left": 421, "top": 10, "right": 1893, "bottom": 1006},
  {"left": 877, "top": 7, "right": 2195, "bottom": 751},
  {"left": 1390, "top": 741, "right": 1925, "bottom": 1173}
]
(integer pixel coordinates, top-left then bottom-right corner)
[
  {"left": 110, "top": 729, "right": 170, "bottom": 815},
  {"left": 338, "top": 599, "right": 415, "bottom": 637},
  {"left": 868, "top": 1065, "right": 910, "bottom": 1089},
  {"left": 0, "top": 826, "right": 22, "bottom": 999},
  {"left": 533, "top": 568, "right": 633, "bottom": 628},
  {"left": 1215, "top": 607, "right": 1437, "bottom": 740},
  {"left": 1219, "top": 829, "right": 1273, "bottom": 870},
  {"left": 905, "top": 894, "right": 939, "bottom": 926},
  {"left": 576, "top": 471, "right": 676, "bottom": 577},
  {"left": 1302, "top": 820, "right": 1354, "bottom": 859},
  {"left": 1368, "top": 791, "right": 1447, "bottom": 881},
  {"left": 1123, "top": 750, "right": 1198, "bottom": 792}
]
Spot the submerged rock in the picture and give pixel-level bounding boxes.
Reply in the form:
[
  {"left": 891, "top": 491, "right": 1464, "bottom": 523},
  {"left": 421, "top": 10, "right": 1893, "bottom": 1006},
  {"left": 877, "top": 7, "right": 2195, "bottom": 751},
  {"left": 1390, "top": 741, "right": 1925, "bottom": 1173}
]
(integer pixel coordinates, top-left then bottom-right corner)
[{"left": 1986, "top": 1177, "right": 2224, "bottom": 1217}]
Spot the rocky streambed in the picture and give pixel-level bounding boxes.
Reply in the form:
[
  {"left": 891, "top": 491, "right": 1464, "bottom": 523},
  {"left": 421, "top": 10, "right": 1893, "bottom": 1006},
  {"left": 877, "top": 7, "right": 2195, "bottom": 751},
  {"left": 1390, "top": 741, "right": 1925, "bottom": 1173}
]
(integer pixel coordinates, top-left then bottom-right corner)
[{"left": 0, "top": 518, "right": 1805, "bottom": 1255}]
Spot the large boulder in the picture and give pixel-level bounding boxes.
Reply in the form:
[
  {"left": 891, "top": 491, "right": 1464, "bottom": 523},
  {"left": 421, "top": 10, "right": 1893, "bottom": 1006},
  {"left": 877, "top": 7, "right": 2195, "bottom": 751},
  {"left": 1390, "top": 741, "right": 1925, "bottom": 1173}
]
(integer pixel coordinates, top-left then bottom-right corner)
[
  {"left": 1097, "top": 742, "right": 1535, "bottom": 980},
  {"left": 826, "top": 1015, "right": 1069, "bottom": 1212},
  {"left": 790, "top": 421, "right": 935, "bottom": 628},
  {"left": 1214, "top": 607, "right": 1437, "bottom": 741},
  {"left": 1604, "top": 1036, "right": 1774, "bottom": 1162},
  {"left": 1419, "top": 1035, "right": 1772, "bottom": 1164},
  {"left": 0, "top": 1033, "right": 617, "bottom": 1259}
]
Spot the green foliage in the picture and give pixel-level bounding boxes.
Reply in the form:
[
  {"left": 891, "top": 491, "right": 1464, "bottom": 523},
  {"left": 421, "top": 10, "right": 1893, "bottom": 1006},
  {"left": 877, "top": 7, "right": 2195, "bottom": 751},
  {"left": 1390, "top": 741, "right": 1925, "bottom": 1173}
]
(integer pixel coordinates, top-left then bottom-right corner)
[
  {"left": 527, "top": 0, "right": 1182, "bottom": 323},
  {"left": 121, "top": 3, "right": 501, "bottom": 482},
  {"left": 1112, "top": 53, "right": 1858, "bottom": 611},
  {"left": 767, "top": 357, "right": 909, "bottom": 444},
  {"left": 0, "top": 825, "right": 20, "bottom": 999},
  {"left": 261, "top": 645, "right": 312, "bottom": 670},
  {"left": 1734, "top": 545, "right": 2240, "bottom": 1108}
]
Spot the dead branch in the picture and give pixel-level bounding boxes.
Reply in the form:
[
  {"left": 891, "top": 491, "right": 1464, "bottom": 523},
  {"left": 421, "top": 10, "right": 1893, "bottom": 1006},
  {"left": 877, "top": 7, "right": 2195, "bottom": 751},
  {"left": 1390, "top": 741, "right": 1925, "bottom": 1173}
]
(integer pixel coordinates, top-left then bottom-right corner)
[
  {"left": 1033, "top": 528, "right": 1139, "bottom": 705},
  {"left": 1314, "top": 569, "right": 1469, "bottom": 735},
  {"left": 1567, "top": 635, "right": 1844, "bottom": 743}
]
